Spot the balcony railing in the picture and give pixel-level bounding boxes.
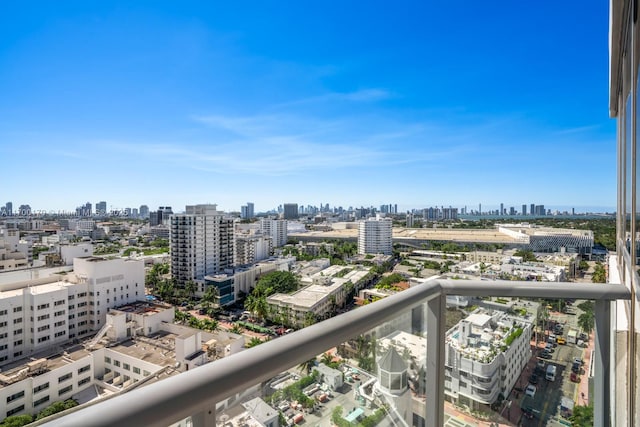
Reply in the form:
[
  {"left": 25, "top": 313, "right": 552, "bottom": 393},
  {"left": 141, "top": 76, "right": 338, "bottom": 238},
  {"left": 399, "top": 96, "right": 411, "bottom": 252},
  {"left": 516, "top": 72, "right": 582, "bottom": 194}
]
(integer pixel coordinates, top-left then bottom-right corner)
[{"left": 40, "top": 279, "right": 629, "bottom": 427}]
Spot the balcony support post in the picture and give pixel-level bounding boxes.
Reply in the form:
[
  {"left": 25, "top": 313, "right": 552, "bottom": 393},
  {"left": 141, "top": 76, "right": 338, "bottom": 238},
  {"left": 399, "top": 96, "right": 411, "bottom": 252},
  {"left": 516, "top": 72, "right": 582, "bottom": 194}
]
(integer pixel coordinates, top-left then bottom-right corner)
[
  {"left": 191, "top": 404, "right": 216, "bottom": 427},
  {"left": 594, "top": 299, "right": 611, "bottom": 426},
  {"left": 426, "top": 294, "right": 446, "bottom": 427}
]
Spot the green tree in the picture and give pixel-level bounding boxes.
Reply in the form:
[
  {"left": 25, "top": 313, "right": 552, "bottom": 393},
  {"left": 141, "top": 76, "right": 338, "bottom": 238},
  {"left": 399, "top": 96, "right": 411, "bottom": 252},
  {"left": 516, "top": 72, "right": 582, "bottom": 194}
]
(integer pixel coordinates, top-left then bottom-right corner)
[
  {"left": 570, "top": 404, "right": 593, "bottom": 426},
  {"left": 578, "top": 312, "right": 595, "bottom": 335},
  {"left": 592, "top": 262, "right": 607, "bottom": 283},
  {"left": 514, "top": 250, "right": 537, "bottom": 262},
  {"left": 157, "top": 279, "right": 175, "bottom": 302},
  {"left": 35, "top": 399, "right": 78, "bottom": 420},
  {"left": 229, "top": 324, "right": 244, "bottom": 334},
  {"left": 246, "top": 337, "right": 265, "bottom": 348},
  {"left": 185, "top": 280, "right": 197, "bottom": 300},
  {"left": 303, "top": 311, "right": 317, "bottom": 327},
  {"left": 0, "top": 415, "right": 34, "bottom": 427},
  {"left": 298, "top": 357, "right": 317, "bottom": 374}
]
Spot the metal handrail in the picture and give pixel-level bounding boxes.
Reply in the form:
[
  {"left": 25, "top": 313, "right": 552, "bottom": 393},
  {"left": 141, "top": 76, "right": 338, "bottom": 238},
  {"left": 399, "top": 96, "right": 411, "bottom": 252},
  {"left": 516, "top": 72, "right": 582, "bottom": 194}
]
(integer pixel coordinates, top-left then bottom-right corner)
[{"left": 40, "top": 280, "right": 630, "bottom": 427}]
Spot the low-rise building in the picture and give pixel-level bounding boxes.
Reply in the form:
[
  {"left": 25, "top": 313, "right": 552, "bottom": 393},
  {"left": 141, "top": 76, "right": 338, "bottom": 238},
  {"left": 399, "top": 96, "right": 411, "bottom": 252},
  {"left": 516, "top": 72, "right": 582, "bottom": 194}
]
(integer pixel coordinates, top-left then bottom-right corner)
[{"left": 444, "top": 307, "right": 534, "bottom": 410}]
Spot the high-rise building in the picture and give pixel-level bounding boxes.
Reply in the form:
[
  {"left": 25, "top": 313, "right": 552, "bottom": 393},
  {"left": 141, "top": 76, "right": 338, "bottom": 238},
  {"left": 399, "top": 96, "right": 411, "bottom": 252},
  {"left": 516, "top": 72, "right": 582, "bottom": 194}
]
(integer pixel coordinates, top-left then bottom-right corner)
[
  {"left": 530, "top": 203, "right": 535, "bottom": 216},
  {"left": 139, "top": 205, "right": 150, "bottom": 219},
  {"left": 96, "top": 201, "right": 107, "bottom": 215},
  {"left": 76, "top": 202, "right": 92, "bottom": 217},
  {"left": 5, "top": 202, "right": 12, "bottom": 216},
  {"left": 260, "top": 218, "right": 288, "bottom": 247},
  {"left": 522, "top": 204, "right": 527, "bottom": 216},
  {"left": 150, "top": 206, "right": 173, "bottom": 226},
  {"left": 358, "top": 215, "right": 392, "bottom": 255},
  {"left": 170, "top": 204, "right": 235, "bottom": 287},
  {"left": 500, "top": 203, "right": 504, "bottom": 215},
  {"left": 18, "top": 204, "right": 31, "bottom": 216},
  {"left": 283, "top": 203, "right": 299, "bottom": 220},
  {"left": 240, "top": 202, "right": 255, "bottom": 219}
]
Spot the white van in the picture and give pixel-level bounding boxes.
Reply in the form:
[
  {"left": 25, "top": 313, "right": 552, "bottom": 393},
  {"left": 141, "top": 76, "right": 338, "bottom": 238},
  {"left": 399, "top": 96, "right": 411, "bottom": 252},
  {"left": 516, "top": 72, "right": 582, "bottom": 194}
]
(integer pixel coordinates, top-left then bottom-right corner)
[{"left": 546, "top": 364, "right": 557, "bottom": 381}]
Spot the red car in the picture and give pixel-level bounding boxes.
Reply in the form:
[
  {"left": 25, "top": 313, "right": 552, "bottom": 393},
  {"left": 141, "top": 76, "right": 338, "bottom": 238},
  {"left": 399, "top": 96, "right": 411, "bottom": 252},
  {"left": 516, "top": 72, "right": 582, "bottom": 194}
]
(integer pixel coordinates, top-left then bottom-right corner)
[{"left": 570, "top": 372, "right": 580, "bottom": 382}]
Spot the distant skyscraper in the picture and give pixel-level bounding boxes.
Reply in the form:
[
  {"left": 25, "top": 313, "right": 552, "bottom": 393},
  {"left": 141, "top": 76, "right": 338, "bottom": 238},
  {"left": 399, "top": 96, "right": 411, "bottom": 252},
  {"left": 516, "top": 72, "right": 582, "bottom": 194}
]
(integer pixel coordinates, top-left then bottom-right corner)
[
  {"left": 283, "top": 203, "right": 299, "bottom": 219},
  {"left": 358, "top": 215, "right": 392, "bottom": 255},
  {"left": 522, "top": 204, "right": 527, "bottom": 216},
  {"left": 150, "top": 206, "right": 173, "bottom": 226},
  {"left": 170, "top": 204, "right": 235, "bottom": 286},
  {"left": 5, "top": 202, "right": 12, "bottom": 216},
  {"left": 406, "top": 213, "right": 414, "bottom": 228},
  {"left": 76, "top": 202, "right": 92, "bottom": 217},
  {"left": 132, "top": 208, "right": 138, "bottom": 218},
  {"left": 500, "top": 203, "right": 504, "bottom": 216},
  {"left": 139, "top": 205, "right": 149, "bottom": 219},
  {"left": 241, "top": 202, "right": 255, "bottom": 219},
  {"left": 530, "top": 204, "right": 535, "bottom": 216},
  {"left": 96, "top": 201, "right": 107, "bottom": 215},
  {"left": 18, "top": 205, "right": 31, "bottom": 216}
]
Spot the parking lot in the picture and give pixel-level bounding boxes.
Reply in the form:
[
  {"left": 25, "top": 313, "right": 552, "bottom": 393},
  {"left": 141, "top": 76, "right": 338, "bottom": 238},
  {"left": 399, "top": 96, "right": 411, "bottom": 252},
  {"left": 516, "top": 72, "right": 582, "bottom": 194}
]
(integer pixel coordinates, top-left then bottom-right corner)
[{"left": 510, "top": 302, "right": 590, "bottom": 426}]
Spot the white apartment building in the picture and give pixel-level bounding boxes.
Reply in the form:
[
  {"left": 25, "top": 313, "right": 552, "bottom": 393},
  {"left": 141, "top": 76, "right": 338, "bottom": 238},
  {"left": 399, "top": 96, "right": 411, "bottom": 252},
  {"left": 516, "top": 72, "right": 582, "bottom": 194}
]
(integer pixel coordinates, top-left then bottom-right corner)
[
  {"left": 234, "top": 232, "right": 272, "bottom": 266},
  {"left": 170, "top": 204, "right": 235, "bottom": 287},
  {"left": 0, "top": 301, "right": 244, "bottom": 420},
  {"left": 0, "top": 256, "right": 144, "bottom": 367},
  {"left": 444, "top": 308, "right": 533, "bottom": 410},
  {"left": 259, "top": 219, "right": 287, "bottom": 248},
  {"left": 358, "top": 216, "right": 392, "bottom": 255}
]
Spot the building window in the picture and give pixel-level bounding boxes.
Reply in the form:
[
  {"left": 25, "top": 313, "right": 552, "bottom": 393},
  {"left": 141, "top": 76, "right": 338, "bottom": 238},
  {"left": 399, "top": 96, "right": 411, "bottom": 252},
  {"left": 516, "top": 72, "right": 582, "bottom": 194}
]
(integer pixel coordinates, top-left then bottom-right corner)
[
  {"left": 58, "top": 372, "right": 72, "bottom": 383},
  {"left": 13, "top": 307, "right": 22, "bottom": 313},
  {"left": 33, "top": 395, "right": 50, "bottom": 407},
  {"left": 54, "top": 300, "right": 65, "bottom": 306},
  {"left": 0, "top": 310, "right": 6, "bottom": 316},
  {"left": 123, "top": 363, "right": 130, "bottom": 371},
  {"left": 12, "top": 351, "right": 21, "bottom": 358},
  {"left": 59, "top": 385, "right": 73, "bottom": 396},
  {"left": 14, "top": 340, "right": 22, "bottom": 346},
  {"left": 78, "top": 365, "right": 90, "bottom": 374},
  {"left": 13, "top": 318, "right": 22, "bottom": 324},
  {"left": 6, "top": 390, "right": 24, "bottom": 403},
  {"left": 54, "top": 331, "right": 66, "bottom": 338},
  {"left": 37, "top": 314, "right": 50, "bottom": 321},
  {"left": 105, "top": 356, "right": 111, "bottom": 364},
  {"left": 0, "top": 321, "right": 7, "bottom": 328},
  {"left": 113, "top": 360, "right": 121, "bottom": 367},
  {"left": 133, "top": 367, "right": 140, "bottom": 374},
  {"left": 37, "top": 325, "right": 50, "bottom": 332},
  {"left": 6, "top": 404, "right": 25, "bottom": 417},
  {"left": 78, "top": 377, "right": 90, "bottom": 387},
  {"left": 37, "top": 304, "right": 50, "bottom": 310},
  {"left": 37, "top": 335, "right": 50, "bottom": 343},
  {"left": 34, "top": 382, "right": 51, "bottom": 395},
  {"left": 55, "top": 310, "right": 65, "bottom": 317}
]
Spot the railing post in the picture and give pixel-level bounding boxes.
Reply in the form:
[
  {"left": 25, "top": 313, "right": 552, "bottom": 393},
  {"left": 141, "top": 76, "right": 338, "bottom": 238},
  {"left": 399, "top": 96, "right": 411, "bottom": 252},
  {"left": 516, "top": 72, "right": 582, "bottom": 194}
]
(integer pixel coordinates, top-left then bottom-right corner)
[
  {"left": 426, "top": 294, "right": 445, "bottom": 426},
  {"left": 191, "top": 403, "right": 216, "bottom": 427},
  {"left": 594, "top": 299, "right": 611, "bottom": 427}
]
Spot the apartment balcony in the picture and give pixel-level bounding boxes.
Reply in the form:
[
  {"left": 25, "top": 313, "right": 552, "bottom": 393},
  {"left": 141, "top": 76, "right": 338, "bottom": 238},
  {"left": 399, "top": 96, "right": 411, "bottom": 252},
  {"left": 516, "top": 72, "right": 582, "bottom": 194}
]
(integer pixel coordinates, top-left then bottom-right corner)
[{"left": 40, "top": 278, "right": 629, "bottom": 427}]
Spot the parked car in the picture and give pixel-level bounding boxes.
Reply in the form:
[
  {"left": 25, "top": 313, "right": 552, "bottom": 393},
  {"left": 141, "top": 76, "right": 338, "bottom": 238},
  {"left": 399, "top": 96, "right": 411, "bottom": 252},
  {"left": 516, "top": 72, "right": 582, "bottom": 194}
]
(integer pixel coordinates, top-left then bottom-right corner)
[
  {"left": 540, "top": 350, "right": 552, "bottom": 359},
  {"left": 570, "top": 372, "right": 580, "bottom": 382},
  {"left": 522, "top": 407, "right": 536, "bottom": 420},
  {"left": 529, "top": 374, "right": 538, "bottom": 384},
  {"left": 557, "top": 337, "right": 566, "bottom": 345},
  {"left": 525, "top": 384, "right": 536, "bottom": 398}
]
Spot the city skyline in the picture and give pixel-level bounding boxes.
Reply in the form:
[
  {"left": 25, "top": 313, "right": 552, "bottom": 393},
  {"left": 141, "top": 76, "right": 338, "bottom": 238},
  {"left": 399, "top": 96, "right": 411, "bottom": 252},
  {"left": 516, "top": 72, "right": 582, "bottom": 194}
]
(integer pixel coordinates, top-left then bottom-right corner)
[{"left": 0, "top": 2, "right": 614, "bottom": 211}]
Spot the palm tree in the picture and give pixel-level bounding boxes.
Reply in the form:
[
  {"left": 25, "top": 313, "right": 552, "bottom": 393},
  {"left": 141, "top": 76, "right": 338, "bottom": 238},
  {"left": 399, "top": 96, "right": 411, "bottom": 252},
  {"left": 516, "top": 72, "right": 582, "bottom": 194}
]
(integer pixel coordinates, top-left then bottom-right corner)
[
  {"left": 321, "top": 352, "right": 334, "bottom": 366},
  {"left": 246, "top": 337, "right": 264, "bottom": 348},
  {"left": 578, "top": 312, "right": 595, "bottom": 335},
  {"left": 185, "top": 280, "right": 197, "bottom": 300},
  {"left": 298, "top": 357, "right": 317, "bottom": 374},
  {"left": 157, "top": 279, "right": 175, "bottom": 302},
  {"left": 229, "top": 324, "right": 244, "bottom": 335},
  {"left": 201, "top": 319, "right": 219, "bottom": 332}
]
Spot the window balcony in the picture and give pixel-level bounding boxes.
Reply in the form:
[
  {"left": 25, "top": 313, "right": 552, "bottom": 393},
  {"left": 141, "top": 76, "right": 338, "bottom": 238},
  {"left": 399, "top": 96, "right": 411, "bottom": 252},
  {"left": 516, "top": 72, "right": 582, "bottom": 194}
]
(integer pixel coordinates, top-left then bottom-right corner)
[{"left": 41, "top": 278, "right": 629, "bottom": 427}]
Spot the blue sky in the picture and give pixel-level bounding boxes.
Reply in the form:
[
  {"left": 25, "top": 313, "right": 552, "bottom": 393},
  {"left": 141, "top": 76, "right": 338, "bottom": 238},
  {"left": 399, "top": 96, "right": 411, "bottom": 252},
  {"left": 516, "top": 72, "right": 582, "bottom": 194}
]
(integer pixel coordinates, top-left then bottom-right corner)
[{"left": 0, "top": 1, "right": 615, "bottom": 214}]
